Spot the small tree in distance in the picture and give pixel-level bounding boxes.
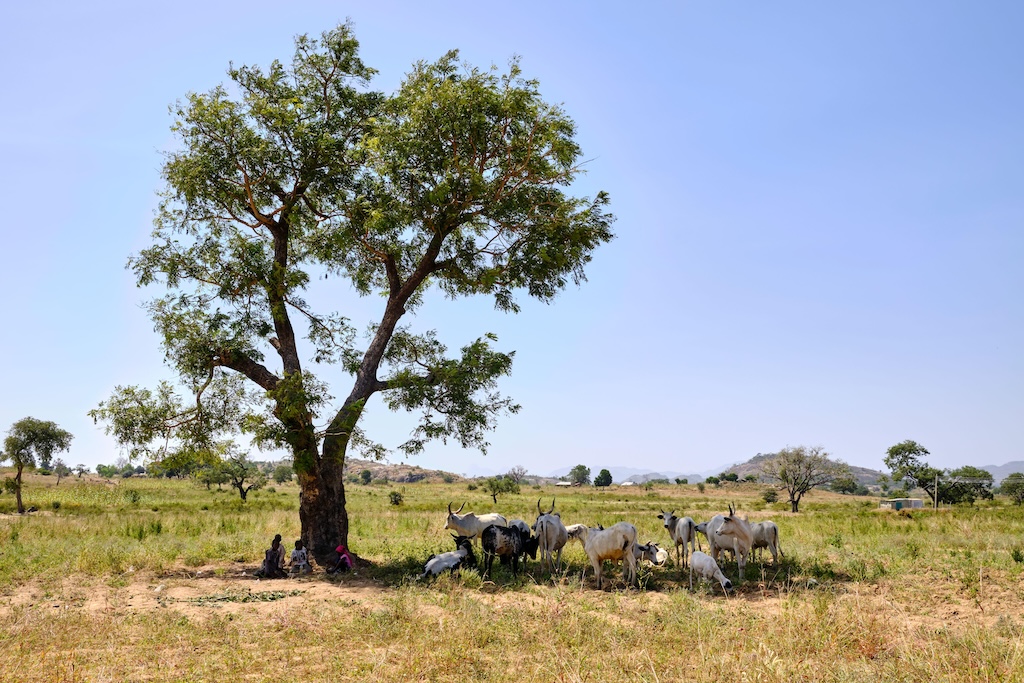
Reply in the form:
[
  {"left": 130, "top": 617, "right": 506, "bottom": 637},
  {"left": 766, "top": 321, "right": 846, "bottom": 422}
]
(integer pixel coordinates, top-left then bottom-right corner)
[
  {"left": 568, "top": 465, "right": 591, "bottom": 486},
  {"left": 220, "top": 447, "right": 267, "bottom": 501},
  {"left": 483, "top": 476, "right": 519, "bottom": 503},
  {"left": 2, "top": 418, "right": 74, "bottom": 513},
  {"left": 594, "top": 469, "right": 612, "bottom": 487},
  {"left": 53, "top": 459, "right": 71, "bottom": 485},
  {"left": 506, "top": 466, "right": 529, "bottom": 485},
  {"left": 759, "top": 445, "right": 849, "bottom": 513},
  {"left": 1001, "top": 473, "right": 1024, "bottom": 505}
]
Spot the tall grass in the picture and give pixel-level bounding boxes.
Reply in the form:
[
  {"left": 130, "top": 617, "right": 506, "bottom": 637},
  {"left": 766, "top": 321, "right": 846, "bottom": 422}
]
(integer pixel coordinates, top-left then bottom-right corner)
[{"left": 2, "top": 472, "right": 1024, "bottom": 681}]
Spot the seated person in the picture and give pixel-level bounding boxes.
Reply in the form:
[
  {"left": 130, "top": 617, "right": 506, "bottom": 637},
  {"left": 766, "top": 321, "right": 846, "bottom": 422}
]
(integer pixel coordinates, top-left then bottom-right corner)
[
  {"left": 260, "top": 534, "right": 288, "bottom": 578},
  {"left": 326, "top": 544, "right": 354, "bottom": 574},
  {"left": 289, "top": 539, "right": 311, "bottom": 575}
]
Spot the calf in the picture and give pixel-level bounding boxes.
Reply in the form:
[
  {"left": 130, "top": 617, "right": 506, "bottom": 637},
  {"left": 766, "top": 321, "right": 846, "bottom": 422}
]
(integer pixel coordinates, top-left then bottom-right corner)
[
  {"left": 444, "top": 502, "right": 508, "bottom": 542},
  {"left": 481, "top": 524, "right": 538, "bottom": 579},
  {"left": 419, "top": 535, "right": 476, "bottom": 580},
  {"left": 575, "top": 522, "right": 639, "bottom": 590},
  {"left": 657, "top": 510, "right": 699, "bottom": 570},
  {"left": 689, "top": 550, "right": 732, "bottom": 594},
  {"left": 533, "top": 499, "right": 569, "bottom": 574}
]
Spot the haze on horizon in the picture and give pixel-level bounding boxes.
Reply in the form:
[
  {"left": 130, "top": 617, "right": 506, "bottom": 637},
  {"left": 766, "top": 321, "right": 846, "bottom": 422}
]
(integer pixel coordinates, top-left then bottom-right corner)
[{"left": 2, "top": 2, "right": 1021, "bottom": 479}]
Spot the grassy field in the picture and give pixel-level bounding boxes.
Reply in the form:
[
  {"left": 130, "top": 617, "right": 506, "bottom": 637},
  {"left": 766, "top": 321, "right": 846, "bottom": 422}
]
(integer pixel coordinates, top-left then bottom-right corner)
[{"left": 2, "top": 470, "right": 1023, "bottom": 682}]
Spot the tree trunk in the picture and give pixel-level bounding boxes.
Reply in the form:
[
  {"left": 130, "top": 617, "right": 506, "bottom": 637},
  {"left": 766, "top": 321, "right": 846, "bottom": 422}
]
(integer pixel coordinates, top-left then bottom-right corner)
[
  {"left": 295, "top": 401, "right": 361, "bottom": 567},
  {"left": 790, "top": 498, "right": 799, "bottom": 513},
  {"left": 14, "top": 465, "right": 24, "bottom": 514}
]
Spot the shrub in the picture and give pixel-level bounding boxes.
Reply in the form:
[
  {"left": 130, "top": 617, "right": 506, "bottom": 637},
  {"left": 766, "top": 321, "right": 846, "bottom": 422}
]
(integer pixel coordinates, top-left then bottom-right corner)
[
  {"left": 466, "top": 483, "right": 478, "bottom": 491},
  {"left": 442, "top": 474, "right": 455, "bottom": 484},
  {"left": 696, "top": 482, "right": 706, "bottom": 493},
  {"left": 762, "top": 489, "right": 779, "bottom": 504},
  {"left": 389, "top": 491, "right": 404, "bottom": 506}
]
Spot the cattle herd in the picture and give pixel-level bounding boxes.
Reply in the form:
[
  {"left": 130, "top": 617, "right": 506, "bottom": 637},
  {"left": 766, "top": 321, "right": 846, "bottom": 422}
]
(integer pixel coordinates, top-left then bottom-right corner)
[{"left": 419, "top": 499, "right": 783, "bottom": 593}]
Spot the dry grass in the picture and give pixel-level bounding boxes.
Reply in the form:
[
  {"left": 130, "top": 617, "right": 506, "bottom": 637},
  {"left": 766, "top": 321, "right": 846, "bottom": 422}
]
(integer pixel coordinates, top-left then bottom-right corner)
[{"left": 2, "top": 472, "right": 1023, "bottom": 682}]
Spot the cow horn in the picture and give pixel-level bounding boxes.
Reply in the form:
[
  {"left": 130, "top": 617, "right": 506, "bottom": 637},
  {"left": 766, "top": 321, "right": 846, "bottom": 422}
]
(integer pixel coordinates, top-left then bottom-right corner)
[
  {"left": 548, "top": 498, "right": 555, "bottom": 515},
  {"left": 456, "top": 501, "right": 466, "bottom": 513},
  {"left": 728, "top": 503, "right": 735, "bottom": 517},
  {"left": 537, "top": 499, "right": 543, "bottom": 515}
]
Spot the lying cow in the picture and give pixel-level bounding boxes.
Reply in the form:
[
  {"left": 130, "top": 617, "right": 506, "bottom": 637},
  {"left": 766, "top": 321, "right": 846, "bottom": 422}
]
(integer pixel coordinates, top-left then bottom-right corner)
[
  {"left": 481, "top": 524, "right": 538, "bottom": 579},
  {"left": 635, "top": 540, "right": 669, "bottom": 567},
  {"left": 689, "top": 550, "right": 732, "bottom": 594},
  {"left": 419, "top": 535, "right": 476, "bottom": 580}
]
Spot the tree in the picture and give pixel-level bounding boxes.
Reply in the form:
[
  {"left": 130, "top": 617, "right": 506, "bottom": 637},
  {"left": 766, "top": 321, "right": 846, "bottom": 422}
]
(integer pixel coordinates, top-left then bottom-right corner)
[
  {"left": 720, "top": 472, "right": 739, "bottom": 482},
  {"left": 759, "top": 445, "right": 849, "bottom": 512},
  {"left": 568, "top": 465, "right": 591, "bottom": 486},
  {"left": 89, "top": 24, "right": 613, "bottom": 564},
  {"left": 220, "top": 447, "right": 267, "bottom": 501},
  {"left": 1001, "top": 473, "right": 1024, "bottom": 505},
  {"left": 74, "top": 464, "right": 88, "bottom": 478},
  {"left": 483, "top": 475, "right": 519, "bottom": 503},
  {"left": 53, "top": 459, "right": 71, "bottom": 485},
  {"left": 830, "top": 475, "right": 859, "bottom": 495},
  {"left": 884, "top": 440, "right": 942, "bottom": 505},
  {"left": 96, "top": 464, "right": 119, "bottom": 478},
  {"left": 273, "top": 463, "right": 294, "bottom": 484},
  {"left": 942, "top": 466, "right": 993, "bottom": 506},
  {"left": 594, "top": 469, "right": 612, "bottom": 487},
  {"left": 675, "top": 477, "right": 688, "bottom": 485},
  {"left": 359, "top": 469, "right": 372, "bottom": 485},
  {"left": 506, "top": 465, "right": 528, "bottom": 485},
  {"left": 2, "top": 418, "right": 73, "bottom": 513},
  {"left": 704, "top": 476, "right": 720, "bottom": 487}
]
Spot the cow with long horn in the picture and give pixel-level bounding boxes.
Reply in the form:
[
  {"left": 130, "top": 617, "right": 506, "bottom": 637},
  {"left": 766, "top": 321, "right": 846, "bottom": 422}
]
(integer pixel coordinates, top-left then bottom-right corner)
[{"left": 443, "top": 501, "right": 508, "bottom": 542}]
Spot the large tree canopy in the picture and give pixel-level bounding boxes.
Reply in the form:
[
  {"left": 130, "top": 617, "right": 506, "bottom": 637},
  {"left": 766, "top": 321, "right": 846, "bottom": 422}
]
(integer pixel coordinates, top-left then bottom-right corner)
[{"left": 91, "top": 24, "right": 614, "bottom": 563}]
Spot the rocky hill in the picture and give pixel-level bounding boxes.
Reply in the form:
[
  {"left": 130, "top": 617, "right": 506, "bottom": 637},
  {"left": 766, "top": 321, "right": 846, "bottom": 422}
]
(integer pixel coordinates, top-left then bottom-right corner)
[
  {"left": 719, "top": 453, "right": 884, "bottom": 486},
  {"left": 342, "top": 458, "right": 463, "bottom": 484}
]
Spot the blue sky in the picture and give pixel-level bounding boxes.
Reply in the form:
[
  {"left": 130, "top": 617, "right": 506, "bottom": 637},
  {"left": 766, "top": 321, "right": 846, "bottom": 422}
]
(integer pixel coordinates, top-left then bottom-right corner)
[{"left": 2, "top": 2, "right": 1021, "bottom": 478}]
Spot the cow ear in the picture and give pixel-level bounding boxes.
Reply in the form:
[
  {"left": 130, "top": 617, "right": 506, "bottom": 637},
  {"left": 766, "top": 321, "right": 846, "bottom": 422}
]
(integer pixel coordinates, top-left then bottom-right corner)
[{"left": 657, "top": 514, "right": 663, "bottom": 519}]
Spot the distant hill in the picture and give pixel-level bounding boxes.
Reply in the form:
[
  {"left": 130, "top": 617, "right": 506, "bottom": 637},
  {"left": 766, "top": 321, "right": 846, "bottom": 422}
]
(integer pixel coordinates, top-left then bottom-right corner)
[
  {"left": 979, "top": 462, "right": 1024, "bottom": 485},
  {"left": 716, "top": 453, "right": 885, "bottom": 486},
  {"left": 343, "top": 458, "right": 462, "bottom": 484},
  {"left": 546, "top": 466, "right": 702, "bottom": 484}
]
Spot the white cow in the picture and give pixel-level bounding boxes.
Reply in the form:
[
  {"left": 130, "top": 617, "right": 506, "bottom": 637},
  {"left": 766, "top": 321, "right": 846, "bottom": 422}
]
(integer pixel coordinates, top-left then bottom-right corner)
[
  {"left": 715, "top": 504, "right": 754, "bottom": 580},
  {"left": 695, "top": 515, "right": 729, "bottom": 564},
  {"left": 689, "top": 550, "right": 732, "bottom": 594},
  {"left": 634, "top": 540, "right": 669, "bottom": 566},
  {"left": 443, "top": 502, "right": 508, "bottom": 542},
  {"left": 750, "top": 521, "right": 783, "bottom": 564},
  {"left": 533, "top": 499, "right": 569, "bottom": 574},
  {"left": 575, "top": 522, "right": 639, "bottom": 589},
  {"left": 657, "top": 510, "right": 700, "bottom": 570}
]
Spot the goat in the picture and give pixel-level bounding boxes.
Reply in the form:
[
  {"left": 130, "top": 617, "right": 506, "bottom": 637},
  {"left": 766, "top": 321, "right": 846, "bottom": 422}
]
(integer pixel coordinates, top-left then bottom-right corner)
[
  {"left": 481, "top": 524, "right": 538, "bottom": 579},
  {"left": 657, "top": 510, "right": 700, "bottom": 570},
  {"left": 750, "top": 521, "right": 783, "bottom": 564},
  {"left": 689, "top": 550, "right": 732, "bottom": 594},
  {"left": 715, "top": 504, "right": 754, "bottom": 580},
  {"left": 419, "top": 535, "right": 476, "bottom": 580},
  {"left": 533, "top": 498, "right": 569, "bottom": 574},
  {"left": 574, "top": 522, "right": 639, "bottom": 589},
  {"left": 443, "top": 502, "right": 508, "bottom": 542}
]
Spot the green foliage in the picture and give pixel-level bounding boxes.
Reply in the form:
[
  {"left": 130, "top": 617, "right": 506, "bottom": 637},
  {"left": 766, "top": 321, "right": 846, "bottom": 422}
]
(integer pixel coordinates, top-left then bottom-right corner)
[
  {"left": 441, "top": 474, "right": 455, "bottom": 484},
  {"left": 762, "top": 489, "right": 779, "bottom": 504},
  {"left": 3, "top": 417, "right": 74, "bottom": 513},
  {"left": 696, "top": 482, "right": 706, "bottom": 493},
  {"left": 830, "top": 476, "right": 859, "bottom": 494},
  {"left": 943, "top": 466, "right": 993, "bottom": 506},
  {"left": 360, "top": 470, "right": 373, "bottom": 485},
  {"left": 720, "top": 472, "right": 739, "bottom": 482},
  {"left": 466, "top": 483, "right": 478, "bottom": 491},
  {"left": 594, "top": 469, "right": 612, "bottom": 487},
  {"left": 89, "top": 23, "right": 614, "bottom": 552},
  {"left": 272, "top": 463, "right": 294, "bottom": 484},
  {"left": 743, "top": 474, "right": 758, "bottom": 483},
  {"left": 388, "top": 491, "right": 403, "bottom": 506},
  {"left": 675, "top": 478, "right": 688, "bottom": 485},
  {"left": 704, "top": 476, "right": 720, "bottom": 486},
  {"left": 482, "top": 476, "right": 519, "bottom": 502},
  {"left": 220, "top": 446, "right": 267, "bottom": 502},
  {"left": 568, "top": 465, "right": 591, "bottom": 486},
  {"left": 1001, "top": 473, "right": 1024, "bottom": 505},
  {"left": 884, "top": 440, "right": 941, "bottom": 505}
]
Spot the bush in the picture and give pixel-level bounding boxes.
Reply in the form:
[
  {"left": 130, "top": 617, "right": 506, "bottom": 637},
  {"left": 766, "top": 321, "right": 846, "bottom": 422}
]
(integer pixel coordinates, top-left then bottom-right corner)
[
  {"left": 442, "top": 474, "right": 455, "bottom": 484},
  {"left": 389, "top": 491, "right": 404, "bottom": 506},
  {"left": 762, "top": 489, "right": 779, "bottom": 504},
  {"left": 696, "top": 482, "right": 706, "bottom": 493},
  {"left": 466, "top": 483, "right": 478, "bottom": 491}
]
